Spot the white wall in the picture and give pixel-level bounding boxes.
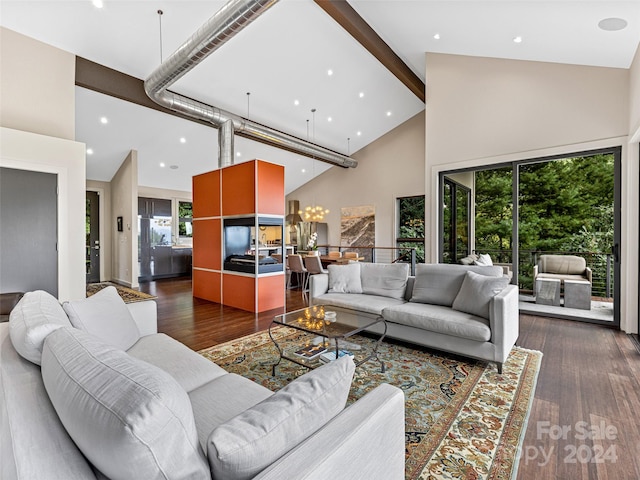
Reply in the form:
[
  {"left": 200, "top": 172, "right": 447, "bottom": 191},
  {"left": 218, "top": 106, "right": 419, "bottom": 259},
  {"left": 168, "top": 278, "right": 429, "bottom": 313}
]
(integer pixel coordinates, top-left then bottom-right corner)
[
  {"left": 424, "top": 53, "right": 635, "bottom": 332},
  {"left": 0, "top": 128, "right": 86, "bottom": 301},
  {"left": 0, "top": 27, "right": 85, "bottom": 301},
  {"left": 111, "top": 150, "right": 139, "bottom": 288},
  {"left": 287, "top": 112, "right": 425, "bottom": 261},
  {"left": 0, "top": 28, "right": 75, "bottom": 140}
]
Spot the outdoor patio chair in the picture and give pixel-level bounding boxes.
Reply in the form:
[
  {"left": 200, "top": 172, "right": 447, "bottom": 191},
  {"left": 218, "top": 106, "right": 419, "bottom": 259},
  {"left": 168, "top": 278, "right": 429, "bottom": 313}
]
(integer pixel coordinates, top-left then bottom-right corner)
[{"left": 533, "top": 254, "right": 592, "bottom": 296}]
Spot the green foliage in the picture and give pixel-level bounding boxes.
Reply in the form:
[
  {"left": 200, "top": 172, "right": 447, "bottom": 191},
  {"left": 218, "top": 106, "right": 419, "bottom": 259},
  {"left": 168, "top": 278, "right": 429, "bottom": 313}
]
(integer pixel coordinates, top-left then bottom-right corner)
[
  {"left": 398, "top": 196, "right": 425, "bottom": 263},
  {"left": 474, "top": 154, "right": 615, "bottom": 292}
]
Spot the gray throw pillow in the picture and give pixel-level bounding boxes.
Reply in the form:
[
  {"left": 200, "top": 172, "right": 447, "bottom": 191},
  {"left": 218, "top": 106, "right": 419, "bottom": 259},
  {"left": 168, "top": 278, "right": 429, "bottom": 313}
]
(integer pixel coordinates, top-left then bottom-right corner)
[
  {"left": 63, "top": 286, "right": 140, "bottom": 350},
  {"left": 8, "top": 290, "right": 72, "bottom": 365},
  {"left": 360, "top": 263, "right": 409, "bottom": 299},
  {"left": 41, "top": 327, "right": 209, "bottom": 480},
  {"left": 452, "top": 270, "right": 510, "bottom": 319},
  {"left": 328, "top": 263, "right": 363, "bottom": 293},
  {"left": 207, "top": 355, "right": 356, "bottom": 480}
]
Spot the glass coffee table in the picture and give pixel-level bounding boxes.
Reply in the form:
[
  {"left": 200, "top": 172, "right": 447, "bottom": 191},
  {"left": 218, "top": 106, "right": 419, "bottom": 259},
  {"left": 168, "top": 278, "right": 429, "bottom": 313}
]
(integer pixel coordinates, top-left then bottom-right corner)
[{"left": 269, "top": 305, "right": 387, "bottom": 375}]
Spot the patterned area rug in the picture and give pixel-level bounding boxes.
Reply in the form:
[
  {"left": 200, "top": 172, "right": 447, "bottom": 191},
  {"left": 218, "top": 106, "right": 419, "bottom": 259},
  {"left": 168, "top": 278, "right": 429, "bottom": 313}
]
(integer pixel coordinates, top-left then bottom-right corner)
[
  {"left": 86, "top": 282, "right": 156, "bottom": 303},
  {"left": 199, "top": 327, "right": 542, "bottom": 480}
]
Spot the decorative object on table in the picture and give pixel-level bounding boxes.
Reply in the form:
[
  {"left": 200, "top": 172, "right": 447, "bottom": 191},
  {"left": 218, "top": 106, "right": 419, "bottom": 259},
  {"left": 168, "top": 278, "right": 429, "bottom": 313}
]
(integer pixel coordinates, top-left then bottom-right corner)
[
  {"left": 199, "top": 327, "right": 542, "bottom": 480},
  {"left": 340, "top": 205, "right": 375, "bottom": 262},
  {"left": 293, "top": 344, "right": 327, "bottom": 360},
  {"left": 318, "top": 349, "right": 354, "bottom": 363},
  {"left": 324, "top": 310, "right": 336, "bottom": 321},
  {"left": 86, "top": 282, "right": 156, "bottom": 303}
]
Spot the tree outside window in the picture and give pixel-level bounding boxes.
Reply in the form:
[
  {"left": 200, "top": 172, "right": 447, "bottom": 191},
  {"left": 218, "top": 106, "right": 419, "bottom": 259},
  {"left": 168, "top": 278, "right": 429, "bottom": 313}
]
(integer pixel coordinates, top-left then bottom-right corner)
[{"left": 397, "top": 196, "right": 425, "bottom": 264}]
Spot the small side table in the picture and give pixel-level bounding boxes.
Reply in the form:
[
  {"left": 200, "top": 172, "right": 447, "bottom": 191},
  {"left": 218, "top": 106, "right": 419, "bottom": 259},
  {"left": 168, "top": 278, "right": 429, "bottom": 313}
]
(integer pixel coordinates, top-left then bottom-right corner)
[
  {"left": 564, "top": 279, "right": 591, "bottom": 310},
  {"left": 536, "top": 278, "right": 561, "bottom": 306}
]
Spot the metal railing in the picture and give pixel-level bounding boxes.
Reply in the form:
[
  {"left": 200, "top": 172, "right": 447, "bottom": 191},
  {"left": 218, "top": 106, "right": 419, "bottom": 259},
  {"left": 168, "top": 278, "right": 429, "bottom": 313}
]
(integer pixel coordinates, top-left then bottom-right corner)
[
  {"left": 477, "top": 249, "right": 614, "bottom": 298},
  {"left": 315, "top": 245, "right": 417, "bottom": 275}
]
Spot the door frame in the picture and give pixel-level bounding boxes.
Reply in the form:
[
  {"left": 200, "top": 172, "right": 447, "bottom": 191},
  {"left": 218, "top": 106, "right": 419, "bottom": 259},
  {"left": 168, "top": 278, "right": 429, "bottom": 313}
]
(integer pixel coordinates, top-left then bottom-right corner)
[
  {"left": 438, "top": 146, "right": 621, "bottom": 328},
  {"left": 86, "top": 187, "right": 105, "bottom": 282}
]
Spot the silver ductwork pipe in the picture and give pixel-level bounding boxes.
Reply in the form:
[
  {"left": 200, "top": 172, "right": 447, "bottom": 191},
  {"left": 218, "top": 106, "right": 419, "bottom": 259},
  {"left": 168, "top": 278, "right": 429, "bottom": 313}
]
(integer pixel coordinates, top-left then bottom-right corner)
[
  {"left": 218, "top": 119, "right": 235, "bottom": 168},
  {"left": 144, "top": 0, "right": 357, "bottom": 169}
]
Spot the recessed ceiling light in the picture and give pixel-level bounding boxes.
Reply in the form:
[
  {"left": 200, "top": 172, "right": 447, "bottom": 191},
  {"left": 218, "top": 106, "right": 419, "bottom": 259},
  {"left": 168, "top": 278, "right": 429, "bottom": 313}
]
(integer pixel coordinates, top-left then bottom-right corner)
[
  {"left": 513, "top": 36, "right": 523, "bottom": 43},
  {"left": 294, "top": 99, "right": 300, "bottom": 106},
  {"left": 433, "top": 33, "right": 441, "bottom": 40},
  {"left": 359, "top": 92, "right": 364, "bottom": 98},
  {"left": 179, "top": 137, "right": 186, "bottom": 143},
  {"left": 100, "top": 116, "right": 108, "bottom": 124},
  {"left": 236, "top": 152, "right": 242, "bottom": 157},
  {"left": 92, "top": 0, "right": 103, "bottom": 8},
  {"left": 598, "top": 17, "right": 628, "bottom": 31},
  {"left": 301, "top": 168, "right": 306, "bottom": 173},
  {"left": 327, "top": 69, "right": 333, "bottom": 76},
  {"left": 86, "top": 148, "right": 94, "bottom": 155},
  {"left": 327, "top": 117, "right": 332, "bottom": 122},
  {"left": 160, "top": 162, "right": 165, "bottom": 168},
  {"left": 357, "top": 131, "right": 362, "bottom": 136},
  {"left": 386, "top": 111, "right": 392, "bottom": 117}
]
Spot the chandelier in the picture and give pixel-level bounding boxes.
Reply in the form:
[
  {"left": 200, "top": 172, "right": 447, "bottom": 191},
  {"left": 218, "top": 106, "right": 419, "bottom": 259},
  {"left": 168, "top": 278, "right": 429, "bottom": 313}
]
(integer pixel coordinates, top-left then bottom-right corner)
[
  {"left": 299, "top": 205, "right": 330, "bottom": 222},
  {"left": 298, "top": 109, "right": 330, "bottom": 222}
]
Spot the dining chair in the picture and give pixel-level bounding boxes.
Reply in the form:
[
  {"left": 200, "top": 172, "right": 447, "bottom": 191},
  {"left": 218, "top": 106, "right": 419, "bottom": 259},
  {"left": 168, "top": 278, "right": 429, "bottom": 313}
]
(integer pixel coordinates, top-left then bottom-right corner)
[
  {"left": 287, "top": 254, "right": 307, "bottom": 291},
  {"left": 327, "top": 251, "right": 342, "bottom": 259},
  {"left": 343, "top": 251, "right": 359, "bottom": 260},
  {"left": 303, "top": 255, "right": 328, "bottom": 291}
]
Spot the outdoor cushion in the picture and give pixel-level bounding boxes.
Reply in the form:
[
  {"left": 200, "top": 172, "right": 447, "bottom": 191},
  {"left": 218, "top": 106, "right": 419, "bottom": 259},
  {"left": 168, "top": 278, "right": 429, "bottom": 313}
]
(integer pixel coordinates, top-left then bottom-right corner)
[
  {"left": 327, "top": 263, "right": 363, "bottom": 294},
  {"left": 473, "top": 253, "right": 493, "bottom": 266},
  {"left": 63, "top": 286, "right": 140, "bottom": 350},
  {"left": 312, "top": 292, "right": 406, "bottom": 316},
  {"left": 127, "top": 333, "right": 227, "bottom": 393},
  {"left": 538, "top": 255, "right": 586, "bottom": 275},
  {"left": 207, "top": 356, "right": 355, "bottom": 480},
  {"left": 382, "top": 302, "right": 491, "bottom": 342},
  {"left": 410, "top": 264, "right": 503, "bottom": 307},
  {"left": 536, "top": 272, "right": 590, "bottom": 283},
  {"left": 9, "top": 290, "right": 71, "bottom": 365},
  {"left": 360, "top": 263, "right": 409, "bottom": 299},
  {"left": 41, "top": 327, "right": 209, "bottom": 480},
  {"left": 452, "top": 270, "right": 510, "bottom": 320}
]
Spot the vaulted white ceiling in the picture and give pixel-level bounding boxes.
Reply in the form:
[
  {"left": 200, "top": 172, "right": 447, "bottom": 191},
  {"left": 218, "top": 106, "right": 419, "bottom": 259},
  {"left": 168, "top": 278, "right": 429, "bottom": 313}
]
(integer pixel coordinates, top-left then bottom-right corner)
[{"left": 1, "top": 1, "right": 638, "bottom": 193}]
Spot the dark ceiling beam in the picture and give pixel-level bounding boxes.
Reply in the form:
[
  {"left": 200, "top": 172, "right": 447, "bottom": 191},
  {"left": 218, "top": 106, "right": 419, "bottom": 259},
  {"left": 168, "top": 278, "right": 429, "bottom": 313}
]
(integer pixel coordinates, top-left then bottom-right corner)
[{"left": 314, "top": 0, "right": 425, "bottom": 103}]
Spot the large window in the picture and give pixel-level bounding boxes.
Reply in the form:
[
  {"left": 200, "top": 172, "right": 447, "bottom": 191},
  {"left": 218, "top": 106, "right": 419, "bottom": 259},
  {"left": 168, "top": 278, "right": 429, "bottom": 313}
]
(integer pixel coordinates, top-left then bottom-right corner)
[
  {"left": 442, "top": 178, "right": 471, "bottom": 264},
  {"left": 397, "top": 195, "right": 425, "bottom": 264}
]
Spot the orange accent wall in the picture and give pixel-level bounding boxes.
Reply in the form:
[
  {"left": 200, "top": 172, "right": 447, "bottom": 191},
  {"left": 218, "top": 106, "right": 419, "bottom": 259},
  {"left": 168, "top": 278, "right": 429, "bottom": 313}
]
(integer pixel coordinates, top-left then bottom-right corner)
[
  {"left": 257, "top": 160, "right": 285, "bottom": 215},
  {"left": 192, "top": 219, "right": 221, "bottom": 270},
  {"left": 222, "top": 274, "right": 255, "bottom": 311},
  {"left": 193, "top": 170, "right": 220, "bottom": 218},
  {"left": 192, "top": 269, "right": 221, "bottom": 304},
  {"left": 221, "top": 161, "right": 255, "bottom": 216}
]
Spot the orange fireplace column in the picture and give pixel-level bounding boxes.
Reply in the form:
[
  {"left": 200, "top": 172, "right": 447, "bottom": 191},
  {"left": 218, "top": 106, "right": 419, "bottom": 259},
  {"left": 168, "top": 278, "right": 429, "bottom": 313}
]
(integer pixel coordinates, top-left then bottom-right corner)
[{"left": 192, "top": 159, "right": 285, "bottom": 313}]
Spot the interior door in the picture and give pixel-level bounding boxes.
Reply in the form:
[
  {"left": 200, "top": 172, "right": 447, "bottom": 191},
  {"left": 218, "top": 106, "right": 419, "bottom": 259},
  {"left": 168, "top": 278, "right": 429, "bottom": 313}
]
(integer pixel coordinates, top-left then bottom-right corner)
[
  {"left": 86, "top": 191, "right": 100, "bottom": 283},
  {"left": 0, "top": 167, "right": 58, "bottom": 296}
]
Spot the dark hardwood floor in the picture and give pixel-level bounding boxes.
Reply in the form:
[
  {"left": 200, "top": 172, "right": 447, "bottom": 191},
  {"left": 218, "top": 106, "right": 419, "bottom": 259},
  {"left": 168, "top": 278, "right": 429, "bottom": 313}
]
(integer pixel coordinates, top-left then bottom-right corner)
[{"left": 139, "top": 277, "right": 640, "bottom": 480}]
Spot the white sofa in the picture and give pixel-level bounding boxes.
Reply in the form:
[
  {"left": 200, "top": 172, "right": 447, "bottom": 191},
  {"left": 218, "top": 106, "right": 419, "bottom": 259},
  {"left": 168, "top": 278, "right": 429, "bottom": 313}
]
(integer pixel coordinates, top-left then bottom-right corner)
[
  {"left": 310, "top": 263, "right": 519, "bottom": 373},
  {"left": 1, "top": 287, "right": 405, "bottom": 480}
]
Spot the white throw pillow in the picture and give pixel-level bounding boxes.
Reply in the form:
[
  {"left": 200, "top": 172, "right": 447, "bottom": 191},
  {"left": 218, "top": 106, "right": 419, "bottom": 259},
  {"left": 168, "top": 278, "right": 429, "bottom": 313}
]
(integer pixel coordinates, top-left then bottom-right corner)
[
  {"left": 41, "top": 327, "right": 210, "bottom": 480},
  {"left": 8, "top": 290, "right": 71, "bottom": 365},
  {"left": 452, "top": 270, "right": 510, "bottom": 319},
  {"left": 207, "top": 355, "right": 356, "bottom": 480},
  {"left": 328, "top": 263, "right": 363, "bottom": 293},
  {"left": 63, "top": 286, "right": 140, "bottom": 350},
  {"left": 474, "top": 253, "right": 494, "bottom": 266}
]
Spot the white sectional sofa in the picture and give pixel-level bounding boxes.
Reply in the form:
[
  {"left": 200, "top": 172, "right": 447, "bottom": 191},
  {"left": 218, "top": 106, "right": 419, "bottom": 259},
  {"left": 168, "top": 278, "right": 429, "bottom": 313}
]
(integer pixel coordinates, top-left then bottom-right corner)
[
  {"left": 309, "top": 262, "right": 519, "bottom": 373},
  {"left": 1, "top": 287, "right": 405, "bottom": 480}
]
